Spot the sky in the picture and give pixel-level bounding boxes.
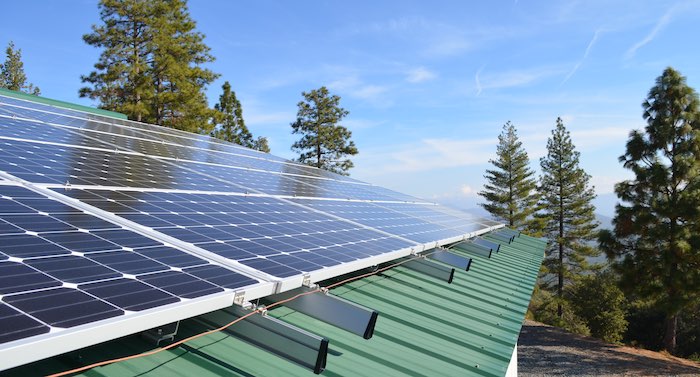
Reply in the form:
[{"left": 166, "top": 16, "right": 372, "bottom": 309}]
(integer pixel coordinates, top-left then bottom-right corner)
[{"left": 2, "top": 0, "right": 700, "bottom": 216}]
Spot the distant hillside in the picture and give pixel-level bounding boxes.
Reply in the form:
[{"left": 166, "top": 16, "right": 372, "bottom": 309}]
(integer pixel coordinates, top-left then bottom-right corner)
[
  {"left": 452, "top": 205, "right": 614, "bottom": 233},
  {"left": 596, "top": 213, "right": 613, "bottom": 230}
]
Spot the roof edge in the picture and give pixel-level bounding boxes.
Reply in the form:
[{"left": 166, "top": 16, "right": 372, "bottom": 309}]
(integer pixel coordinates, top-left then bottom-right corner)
[{"left": 0, "top": 87, "right": 128, "bottom": 120}]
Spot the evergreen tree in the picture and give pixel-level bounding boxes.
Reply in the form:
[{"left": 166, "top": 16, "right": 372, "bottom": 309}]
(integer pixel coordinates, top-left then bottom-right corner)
[
  {"left": 599, "top": 67, "right": 700, "bottom": 353},
  {"left": 148, "top": 0, "right": 217, "bottom": 132},
  {"left": 211, "top": 81, "right": 271, "bottom": 153},
  {"left": 212, "top": 81, "right": 254, "bottom": 146},
  {"left": 478, "top": 121, "right": 538, "bottom": 230},
  {"left": 1, "top": 41, "right": 40, "bottom": 95},
  {"left": 80, "top": 0, "right": 153, "bottom": 120},
  {"left": 81, "top": 0, "right": 218, "bottom": 132},
  {"left": 252, "top": 136, "right": 270, "bottom": 153},
  {"left": 538, "top": 117, "right": 599, "bottom": 318},
  {"left": 291, "top": 86, "right": 358, "bottom": 175}
]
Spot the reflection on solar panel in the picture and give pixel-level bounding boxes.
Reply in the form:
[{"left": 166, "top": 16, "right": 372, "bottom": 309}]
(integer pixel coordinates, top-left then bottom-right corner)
[{"left": 0, "top": 93, "right": 501, "bottom": 369}]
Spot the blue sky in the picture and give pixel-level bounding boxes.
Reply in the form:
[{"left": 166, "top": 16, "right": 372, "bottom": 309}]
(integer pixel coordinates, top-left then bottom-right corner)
[{"left": 3, "top": 1, "right": 700, "bottom": 216}]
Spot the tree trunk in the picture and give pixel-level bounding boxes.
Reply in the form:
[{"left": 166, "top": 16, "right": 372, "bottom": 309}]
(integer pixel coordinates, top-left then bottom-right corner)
[
  {"left": 663, "top": 314, "right": 678, "bottom": 353},
  {"left": 557, "top": 241, "right": 563, "bottom": 318},
  {"left": 557, "top": 158, "right": 564, "bottom": 318},
  {"left": 316, "top": 120, "right": 322, "bottom": 168},
  {"left": 133, "top": 20, "right": 142, "bottom": 122}
]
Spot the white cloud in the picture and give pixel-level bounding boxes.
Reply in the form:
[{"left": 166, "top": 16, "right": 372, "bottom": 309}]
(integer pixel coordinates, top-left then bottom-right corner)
[
  {"left": 328, "top": 75, "right": 362, "bottom": 91},
  {"left": 460, "top": 184, "right": 477, "bottom": 196},
  {"left": 625, "top": 4, "right": 678, "bottom": 59},
  {"left": 590, "top": 175, "right": 628, "bottom": 195},
  {"left": 354, "top": 137, "right": 495, "bottom": 177},
  {"left": 475, "top": 66, "right": 567, "bottom": 93},
  {"left": 425, "top": 36, "right": 472, "bottom": 57},
  {"left": 562, "top": 29, "right": 602, "bottom": 84},
  {"left": 406, "top": 67, "right": 437, "bottom": 83},
  {"left": 328, "top": 75, "right": 391, "bottom": 106},
  {"left": 475, "top": 66, "right": 484, "bottom": 96},
  {"left": 352, "top": 84, "right": 388, "bottom": 99}
]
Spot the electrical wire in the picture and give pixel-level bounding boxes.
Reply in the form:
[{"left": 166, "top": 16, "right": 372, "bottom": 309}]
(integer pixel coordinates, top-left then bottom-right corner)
[{"left": 47, "top": 253, "right": 428, "bottom": 377}]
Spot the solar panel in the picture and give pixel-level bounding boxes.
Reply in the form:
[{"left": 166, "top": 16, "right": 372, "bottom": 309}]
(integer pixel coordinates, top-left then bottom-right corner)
[
  {"left": 0, "top": 183, "right": 262, "bottom": 347},
  {"left": 0, "top": 93, "right": 500, "bottom": 369},
  {"left": 54, "top": 188, "right": 416, "bottom": 278}
]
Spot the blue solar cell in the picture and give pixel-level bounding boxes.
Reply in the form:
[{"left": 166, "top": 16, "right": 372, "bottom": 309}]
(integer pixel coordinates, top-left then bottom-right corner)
[
  {"left": 239, "top": 257, "right": 300, "bottom": 278},
  {"left": 0, "top": 234, "right": 70, "bottom": 258},
  {"left": 134, "top": 246, "right": 207, "bottom": 268},
  {"left": 3, "top": 288, "right": 124, "bottom": 328},
  {"left": 13, "top": 199, "right": 82, "bottom": 213},
  {"left": 0, "top": 214, "right": 77, "bottom": 232},
  {"left": 89, "top": 229, "right": 162, "bottom": 248},
  {"left": 80, "top": 279, "right": 180, "bottom": 311},
  {"left": 39, "top": 232, "right": 122, "bottom": 253},
  {"left": 0, "top": 200, "right": 40, "bottom": 214},
  {"left": 25, "top": 256, "right": 122, "bottom": 284},
  {"left": 183, "top": 265, "right": 257, "bottom": 289},
  {"left": 0, "top": 262, "right": 62, "bottom": 294},
  {"left": 139, "top": 271, "right": 222, "bottom": 299},
  {"left": 0, "top": 303, "right": 50, "bottom": 344},
  {"left": 0, "top": 220, "right": 23, "bottom": 234},
  {"left": 49, "top": 213, "right": 120, "bottom": 230},
  {"left": 87, "top": 251, "right": 170, "bottom": 275}
]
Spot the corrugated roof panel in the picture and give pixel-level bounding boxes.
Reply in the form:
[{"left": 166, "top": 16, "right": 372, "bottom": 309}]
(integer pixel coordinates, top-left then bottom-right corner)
[{"left": 4, "top": 230, "right": 544, "bottom": 377}]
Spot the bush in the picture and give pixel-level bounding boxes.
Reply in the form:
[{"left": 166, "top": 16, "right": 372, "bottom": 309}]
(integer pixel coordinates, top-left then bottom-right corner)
[
  {"left": 569, "top": 273, "right": 628, "bottom": 343},
  {"left": 530, "top": 288, "right": 591, "bottom": 336}
]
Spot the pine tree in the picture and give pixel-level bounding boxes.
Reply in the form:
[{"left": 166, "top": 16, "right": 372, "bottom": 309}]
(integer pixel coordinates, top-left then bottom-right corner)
[
  {"left": 1, "top": 41, "right": 40, "bottom": 95},
  {"left": 80, "top": 0, "right": 153, "bottom": 120},
  {"left": 291, "top": 86, "right": 358, "bottom": 175},
  {"left": 211, "top": 81, "right": 271, "bottom": 153},
  {"left": 599, "top": 67, "right": 700, "bottom": 353},
  {"left": 212, "top": 81, "right": 253, "bottom": 146},
  {"left": 148, "top": 0, "right": 217, "bottom": 132},
  {"left": 478, "top": 121, "right": 538, "bottom": 231},
  {"left": 81, "top": 0, "right": 218, "bottom": 132},
  {"left": 538, "top": 117, "right": 599, "bottom": 318},
  {"left": 252, "top": 136, "right": 270, "bottom": 153}
]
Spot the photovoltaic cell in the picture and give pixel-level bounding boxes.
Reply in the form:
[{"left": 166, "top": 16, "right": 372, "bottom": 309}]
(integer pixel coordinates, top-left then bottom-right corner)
[{"left": 0, "top": 303, "right": 50, "bottom": 344}]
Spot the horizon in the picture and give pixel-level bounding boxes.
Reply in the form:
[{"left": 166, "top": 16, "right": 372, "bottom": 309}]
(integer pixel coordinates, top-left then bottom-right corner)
[{"left": 3, "top": 1, "right": 700, "bottom": 216}]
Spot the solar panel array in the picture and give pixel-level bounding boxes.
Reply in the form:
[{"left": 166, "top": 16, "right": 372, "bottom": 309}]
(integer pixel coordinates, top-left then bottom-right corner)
[{"left": 0, "top": 93, "right": 498, "bottom": 368}]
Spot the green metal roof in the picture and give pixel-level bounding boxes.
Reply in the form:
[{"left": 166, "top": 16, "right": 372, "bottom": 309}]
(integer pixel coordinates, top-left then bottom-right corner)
[
  {"left": 4, "top": 231, "right": 544, "bottom": 377},
  {"left": 0, "top": 87, "right": 128, "bottom": 120}
]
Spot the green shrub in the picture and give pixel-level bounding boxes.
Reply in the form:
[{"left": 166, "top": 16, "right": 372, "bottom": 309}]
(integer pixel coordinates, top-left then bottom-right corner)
[{"left": 569, "top": 273, "right": 628, "bottom": 343}]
